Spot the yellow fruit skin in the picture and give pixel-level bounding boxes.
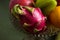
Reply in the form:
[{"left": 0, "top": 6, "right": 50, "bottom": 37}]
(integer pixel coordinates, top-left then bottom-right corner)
[{"left": 49, "top": 6, "right": 60, "bottom": 28}]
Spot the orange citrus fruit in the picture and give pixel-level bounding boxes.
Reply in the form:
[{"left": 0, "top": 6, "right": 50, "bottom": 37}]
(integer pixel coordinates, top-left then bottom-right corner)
[{"left": 49, "top": 6, "right": 60, "bottom": 28}]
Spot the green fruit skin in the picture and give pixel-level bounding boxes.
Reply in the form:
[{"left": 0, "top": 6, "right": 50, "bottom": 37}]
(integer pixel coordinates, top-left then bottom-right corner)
[{"left": 35, "top": 0, "right": 57, "bottom": 16}]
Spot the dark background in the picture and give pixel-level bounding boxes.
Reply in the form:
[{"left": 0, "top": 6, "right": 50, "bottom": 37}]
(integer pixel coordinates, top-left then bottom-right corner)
[
  {"left": 0, "top": 0, "right": 28, "bottom": 40},
  {"left": 0, "top": 0, "right": 60, "bottom": 40}
]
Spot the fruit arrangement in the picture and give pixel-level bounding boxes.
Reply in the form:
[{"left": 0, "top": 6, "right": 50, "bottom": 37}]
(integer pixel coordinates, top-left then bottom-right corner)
[{"left": 9, "top": 0, "right": 60, "bottom": 36}]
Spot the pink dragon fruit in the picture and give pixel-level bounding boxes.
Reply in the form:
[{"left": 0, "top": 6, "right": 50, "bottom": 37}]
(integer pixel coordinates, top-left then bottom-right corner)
[
  {"left": 10, "top": 4, "right": 46, "bottom": 33},
  {"left": 9, "top": 0, "right": 33, "bottom": 10}
]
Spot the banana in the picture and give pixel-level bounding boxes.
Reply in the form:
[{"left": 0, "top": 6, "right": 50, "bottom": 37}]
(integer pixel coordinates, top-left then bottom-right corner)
[{"left": 35, "top": 0, "right": 57, "bottom": 16}]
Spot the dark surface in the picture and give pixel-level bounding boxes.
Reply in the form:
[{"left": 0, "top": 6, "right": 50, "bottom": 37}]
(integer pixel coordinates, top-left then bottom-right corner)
[
  {"left": 0, "top": 0, "right": 27, "bottom": 40},
  {"left": 0, "top": 0, "right": 57, "bottom": 40}
]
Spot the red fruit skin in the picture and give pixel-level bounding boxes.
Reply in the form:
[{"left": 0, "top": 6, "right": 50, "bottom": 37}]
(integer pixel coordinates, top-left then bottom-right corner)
[
  {"left": 57, "top": 0, "right": 60, "bottom": 5},
  {"left": 32, "top": 8, "right": 46, "bottom": 32},
  {"left": 9, "top": 0, "right": 46, "bottom": 33},
  {"left": 18, "top": 8, "right": 46, "bottom": 33},
  {"left": 9, "top": 0, "right": 33, "bottom": 10},
  {"left": 19, "top": 8, "right": 38, "bottom": 33}
]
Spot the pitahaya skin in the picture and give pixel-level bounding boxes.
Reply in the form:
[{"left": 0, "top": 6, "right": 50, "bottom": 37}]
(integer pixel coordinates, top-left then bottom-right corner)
[
  {"left": 27, "top": 7, "right": 46, "bottom": 32},
  {"left": 9, "top": 0, "right": 33, "bottom": 10},
  {"left": 22, "top": 7, "right": 46, "bottom": 33},
  {"left": 10, "top": 3, "right": 46, "bottom": 33}
]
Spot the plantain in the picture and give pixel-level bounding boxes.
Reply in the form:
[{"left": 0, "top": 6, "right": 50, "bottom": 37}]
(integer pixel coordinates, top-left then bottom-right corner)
[{"left": 35, "top": 0, "right": 57, "bottom": 16}]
